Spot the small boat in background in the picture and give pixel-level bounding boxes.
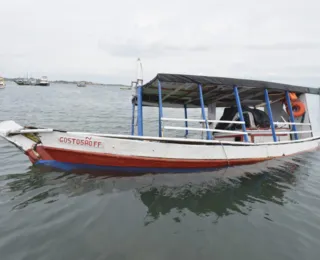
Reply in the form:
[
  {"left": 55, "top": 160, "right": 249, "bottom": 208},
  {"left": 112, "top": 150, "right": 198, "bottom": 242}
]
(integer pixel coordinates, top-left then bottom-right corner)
[
  {"left": 77, "top": 81, "right": 86, "bottom": 87},
  {"left": 30, "top": 78, "right": 37, "bottom": 85},
  {"left": 36, "top": 76, "right": 50, "bottom": 86},
  {"left": 14, "top": 78, "right": 32, "bottom": 86},
  {"left": 14, "top": 72, "right": 33, "bottom": 86},
  {"left": 0, "top": 77, "right": 5, "bottom": 89}
]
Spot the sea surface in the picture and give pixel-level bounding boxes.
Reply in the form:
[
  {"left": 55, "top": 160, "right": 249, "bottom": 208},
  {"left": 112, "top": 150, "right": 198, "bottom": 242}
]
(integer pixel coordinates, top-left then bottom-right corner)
[{"left": 1, "top": 82, "right": 320, "bottom": 260}]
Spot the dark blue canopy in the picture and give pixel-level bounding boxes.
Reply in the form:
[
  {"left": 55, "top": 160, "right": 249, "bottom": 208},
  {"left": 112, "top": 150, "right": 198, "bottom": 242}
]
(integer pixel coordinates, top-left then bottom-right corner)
[{"left": 136, "top": 73, "right": 320, "bottom": 108}]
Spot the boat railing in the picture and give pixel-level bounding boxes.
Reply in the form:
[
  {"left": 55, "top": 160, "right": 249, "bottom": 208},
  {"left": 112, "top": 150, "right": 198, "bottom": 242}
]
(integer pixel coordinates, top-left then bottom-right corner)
[
  {"left": 271, "top": 121, "right": 313, "bottom": 135},
  {"left": 273, "top": 121, "right": 311, "bottom": 126},
  {"left": 160, "top": 117, "right": 313, "bottom": 139},
  {"left": 161, "top": 117, "right": 248, "bottom": 137},
  {"left": 161, "top": 117, "right": 245, "bottom": 125}
]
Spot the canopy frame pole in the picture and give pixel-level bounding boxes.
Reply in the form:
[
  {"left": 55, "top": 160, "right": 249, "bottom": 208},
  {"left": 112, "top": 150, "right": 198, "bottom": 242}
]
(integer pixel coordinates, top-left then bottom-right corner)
[
  {"left": 131, "top": 102, "right": 135, "bottom": 135},
  {"left": 233, "top": 85, "right": 249, "bottom": 142},
  {"left": 137, "top": 83, "right": 143, "bottom": 136},
  {"left": 285, "top": 91, "right": 298, "bottom": 140},
  {"left": 158, "top": 80, "right": 164, "bottom": 137},
  {"left": 264, "top": 89, "right": 277, "bottom": 142},
  {"left": 184, "top": 104, "right": 188, "bottom": 138},
  {"left": 198, "top": 84, "right": 212, "bottom": 140}
]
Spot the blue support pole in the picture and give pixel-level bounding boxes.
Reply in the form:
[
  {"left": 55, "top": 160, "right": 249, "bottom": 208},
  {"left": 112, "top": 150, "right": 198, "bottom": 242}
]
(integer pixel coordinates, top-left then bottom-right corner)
[
  {"left": 131, "top": 102, "right": 135, "bottom": 135},
  {"left": 233, "top": 85, "right": 249, "bottom": 142},
  {"left": 285, "top": 91, "right": 298, "bottom": 140},
  {"left": 158, "top": 80, "right": 163, "bottom": 137},
  {"left": 137, "top": 86, "right": 143, "bottom": 136},
  {"left": 184, "top": 104, "right": 188, "bottom": 137},
  {"left": 264, "top": 89, "right": 277, "bottom": 142},
  {"left": 198, "top": 84, "right": 212, "bottom": 140}
]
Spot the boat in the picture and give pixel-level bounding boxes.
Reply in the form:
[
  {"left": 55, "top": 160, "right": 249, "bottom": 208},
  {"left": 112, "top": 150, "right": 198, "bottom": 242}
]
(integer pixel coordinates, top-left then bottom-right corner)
[
  {"left": 77, "top": 81, "right": 86, "bottom": 87},
  {"left": 14, "top": 78, "right": 24, "bottom": 85},
  {"left": 36, "top": 76, "right": 50, "bottom": 86},
  {"left": 14, "top": 78, "right": 32, "bottom": 86},
  {"left": 14, "top": 73, "right": 33, "bottom": 86},
  {"left": 0, "top": 77, "right": 5, "bottom": 89},
  {"left": 0, "top": 61, "right": 320, "bottom": 174}
]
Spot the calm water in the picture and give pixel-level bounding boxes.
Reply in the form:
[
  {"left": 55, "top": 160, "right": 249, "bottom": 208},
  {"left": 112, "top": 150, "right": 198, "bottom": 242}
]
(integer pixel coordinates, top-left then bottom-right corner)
[{"left": 1, "top": 82, "right": 320, "bottom": 260}]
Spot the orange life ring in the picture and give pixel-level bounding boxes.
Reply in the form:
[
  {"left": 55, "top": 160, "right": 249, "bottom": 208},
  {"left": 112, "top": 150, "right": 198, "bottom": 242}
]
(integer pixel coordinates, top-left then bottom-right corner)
[{"left": 285, "top": 100, "right": 305, "bottom": 117}]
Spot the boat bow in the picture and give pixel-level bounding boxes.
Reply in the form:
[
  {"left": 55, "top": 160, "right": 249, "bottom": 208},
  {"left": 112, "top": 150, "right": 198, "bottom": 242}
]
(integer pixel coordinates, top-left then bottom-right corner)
[{"left": 0, "top": 120, "right": 38, "bottom": 152}]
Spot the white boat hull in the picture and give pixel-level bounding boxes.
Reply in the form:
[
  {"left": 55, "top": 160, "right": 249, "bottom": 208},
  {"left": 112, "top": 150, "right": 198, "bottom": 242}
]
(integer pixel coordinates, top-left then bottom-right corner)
[{"left": 0, "top": 121, "right": 319, "bottom": 173}]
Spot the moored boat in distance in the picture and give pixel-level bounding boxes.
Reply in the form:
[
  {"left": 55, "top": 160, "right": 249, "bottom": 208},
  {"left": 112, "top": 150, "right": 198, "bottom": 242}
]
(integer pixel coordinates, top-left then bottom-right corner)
[
  {"left": 36, "top": 76, "right": 50, "bottom": 86},
  {"left": 14, "top": 78, "right": 33, "bottom": 86},
  {"left": 77, "top": 81, "right": 86, "bottom": 87},
  {"left": 0, "top": 77, "right": 5, "bottom": 89},
  {"left": 1, "top": 59, "right": 320, "bottom": 174},
  {"left": 14, "top": 72, "right": 34, "bottom": 86}
]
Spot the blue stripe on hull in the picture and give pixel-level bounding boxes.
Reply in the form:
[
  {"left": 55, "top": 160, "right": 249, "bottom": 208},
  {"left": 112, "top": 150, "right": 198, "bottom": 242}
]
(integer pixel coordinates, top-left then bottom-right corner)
[{"left": 34, "top": 160, "right": 222, "bottom": 174}]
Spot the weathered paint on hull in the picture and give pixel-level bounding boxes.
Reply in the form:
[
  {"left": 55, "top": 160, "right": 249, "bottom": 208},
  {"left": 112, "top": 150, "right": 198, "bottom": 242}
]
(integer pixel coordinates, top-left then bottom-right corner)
[
  {"left": 1, "top": 121, "right": 319, "bottom": 174},
  {"left": 24, "top": 144, "right": 318, "bottom": 173},
  {"left": 34, "top": 160, "right": 222, "bottom": 173}
]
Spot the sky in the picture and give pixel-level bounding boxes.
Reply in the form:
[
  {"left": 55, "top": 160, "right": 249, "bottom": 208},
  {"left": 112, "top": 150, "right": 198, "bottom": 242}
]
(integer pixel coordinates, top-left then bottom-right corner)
[{"left": 0, "top": 0, "right": 320, "bottom": 86}]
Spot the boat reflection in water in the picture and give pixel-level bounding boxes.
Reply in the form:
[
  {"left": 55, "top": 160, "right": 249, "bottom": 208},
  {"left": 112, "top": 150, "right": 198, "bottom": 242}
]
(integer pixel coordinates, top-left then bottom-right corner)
[
  {"left": 4, "top": 154, "right": 307, "bottom": 216},
  {"left": 136, "top": 157, "right": 304, "bottom": 225}
]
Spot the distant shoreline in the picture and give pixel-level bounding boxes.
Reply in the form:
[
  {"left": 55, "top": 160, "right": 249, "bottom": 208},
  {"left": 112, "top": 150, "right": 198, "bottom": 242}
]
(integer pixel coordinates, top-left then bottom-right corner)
[
  {"left": 51, "top": 80, "right": 128, "bottom": 87},
  {"left": 4, "top": 78, "right": 129, "bottom": 87}
]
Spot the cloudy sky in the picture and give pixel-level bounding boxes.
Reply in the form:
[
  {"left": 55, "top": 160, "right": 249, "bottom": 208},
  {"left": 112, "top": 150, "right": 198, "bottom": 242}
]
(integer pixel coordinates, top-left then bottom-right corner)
[{"left": 1, "top": 0, "right": 319, "bottom": 86}]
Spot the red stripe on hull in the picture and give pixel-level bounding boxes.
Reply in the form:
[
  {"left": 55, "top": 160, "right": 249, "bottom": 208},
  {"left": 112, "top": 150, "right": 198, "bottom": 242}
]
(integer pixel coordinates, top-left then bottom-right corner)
[{"left": 27, "top": 146, "right": 270, "bottom": 169}]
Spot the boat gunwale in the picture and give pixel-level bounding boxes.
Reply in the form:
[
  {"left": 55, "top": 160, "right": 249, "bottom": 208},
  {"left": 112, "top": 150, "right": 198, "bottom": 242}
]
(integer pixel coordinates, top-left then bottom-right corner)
[
  {"left": 5, "top": 125, "right": 320, "bottom": 147},
  {"left": 67, "top": 131, "right": 320, "bottom": 146}
]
